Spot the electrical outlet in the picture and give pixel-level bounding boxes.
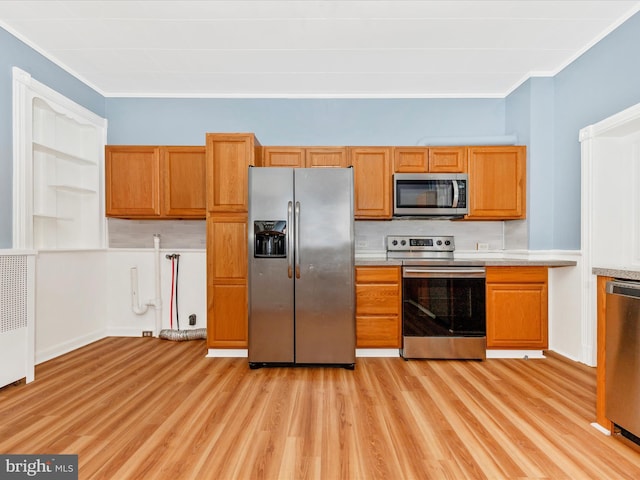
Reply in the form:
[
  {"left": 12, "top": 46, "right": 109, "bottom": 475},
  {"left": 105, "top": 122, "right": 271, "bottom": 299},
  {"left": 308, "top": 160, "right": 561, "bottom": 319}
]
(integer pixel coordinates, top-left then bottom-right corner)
[
  {"left": 189, "top": 314, "right": 196, "bottom": 326},
  {"left": 142, "top": 331, "right": 153, "bottom": 337},
  {"left": 476, "top": 242, "right": 489, "bottom": 251}
]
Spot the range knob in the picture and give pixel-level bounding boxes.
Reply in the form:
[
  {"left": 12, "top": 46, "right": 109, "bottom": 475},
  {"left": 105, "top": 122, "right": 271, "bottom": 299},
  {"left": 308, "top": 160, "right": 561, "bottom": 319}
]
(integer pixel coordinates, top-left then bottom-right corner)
[
  {"left": 400, "top": 240, "right": 407, "bottom": 246},
  {"left": 391, "top": 240, "right": 398, "bottom": 246},
  {"left": 436, "top": 240, "right": 442, "bottom": 245},
  {"left": 445, "top": 240, "right": 451, "bottom": 246}
]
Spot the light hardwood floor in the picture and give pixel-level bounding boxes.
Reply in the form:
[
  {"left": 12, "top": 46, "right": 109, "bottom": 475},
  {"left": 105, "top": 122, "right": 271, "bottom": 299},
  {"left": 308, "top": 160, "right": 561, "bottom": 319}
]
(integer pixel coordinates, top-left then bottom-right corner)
[{"left": 1, "top": 337, "right": 640, "bottom": 479}]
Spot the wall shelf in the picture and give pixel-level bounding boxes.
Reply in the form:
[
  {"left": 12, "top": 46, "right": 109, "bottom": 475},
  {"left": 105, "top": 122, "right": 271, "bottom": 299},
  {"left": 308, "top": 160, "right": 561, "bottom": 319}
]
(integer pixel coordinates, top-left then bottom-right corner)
[
  {"left": 49, "top": 184, "right": 97, "bottom": 195},
  {"left": 32, "top": 141, "right": 97, "bottom": 166},
  {"left": 12, "top": 68, "right": 107, "bottom": 250}
]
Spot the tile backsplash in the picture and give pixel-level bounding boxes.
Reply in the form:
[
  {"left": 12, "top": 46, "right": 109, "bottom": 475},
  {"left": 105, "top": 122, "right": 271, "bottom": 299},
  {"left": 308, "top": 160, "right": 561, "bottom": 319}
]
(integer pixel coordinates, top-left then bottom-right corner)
[
  {"left": 355, "top": 219, "right": 507, "bottom": 253},
  {"left": 108, "top": 217, "right": 517, "bottom": 253},
  {"left": 108, "top": 218, "right": 205, "bottom": 249}
]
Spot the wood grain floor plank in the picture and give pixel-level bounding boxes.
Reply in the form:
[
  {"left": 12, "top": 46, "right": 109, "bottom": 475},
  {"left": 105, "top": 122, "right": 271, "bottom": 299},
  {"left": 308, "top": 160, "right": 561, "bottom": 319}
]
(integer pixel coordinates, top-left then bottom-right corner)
[{"left": 2, "top": 338, "right": 640, "bottom": 479}]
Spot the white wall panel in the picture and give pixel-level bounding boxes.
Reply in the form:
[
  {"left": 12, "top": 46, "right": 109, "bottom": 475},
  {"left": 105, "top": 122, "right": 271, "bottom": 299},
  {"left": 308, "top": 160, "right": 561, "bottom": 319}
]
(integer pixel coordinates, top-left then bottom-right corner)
[
  {"left": 35, "top": 251, "right": 107, "bottom": 363},
  {"left": 106, "top": 249, "right": 206, "bottom": 336}
]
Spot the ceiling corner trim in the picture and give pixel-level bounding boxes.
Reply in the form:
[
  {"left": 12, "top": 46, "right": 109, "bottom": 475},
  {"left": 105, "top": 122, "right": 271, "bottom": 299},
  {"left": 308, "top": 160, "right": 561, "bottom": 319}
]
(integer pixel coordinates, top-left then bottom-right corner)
[
  {"left": 0, "top": 20, "right": 107, "bottom": 98},
  {"left": 545, "top": 2, "right": 640, "bottom": 80}
]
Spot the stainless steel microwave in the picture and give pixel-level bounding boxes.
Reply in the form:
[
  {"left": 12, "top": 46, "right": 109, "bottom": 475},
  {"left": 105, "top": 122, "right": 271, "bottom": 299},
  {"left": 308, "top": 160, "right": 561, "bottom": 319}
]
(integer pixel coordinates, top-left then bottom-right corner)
[{"left": 393, "top": 173, "right": 468, "bottom": 217}]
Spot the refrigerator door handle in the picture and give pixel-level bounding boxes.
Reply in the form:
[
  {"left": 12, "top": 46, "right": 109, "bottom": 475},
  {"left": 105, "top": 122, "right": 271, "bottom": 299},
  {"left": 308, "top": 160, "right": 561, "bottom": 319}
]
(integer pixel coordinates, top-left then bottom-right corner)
[
  {"left": 295, "top": 201, "right": 301, "bottom": 279},
  {"left": 287, "top": 201, "right": 293, "bottom": 278}
]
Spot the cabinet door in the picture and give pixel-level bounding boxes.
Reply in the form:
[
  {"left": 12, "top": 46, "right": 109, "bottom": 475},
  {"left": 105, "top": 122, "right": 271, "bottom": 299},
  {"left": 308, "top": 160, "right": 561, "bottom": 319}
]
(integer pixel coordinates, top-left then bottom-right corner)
[
  {"left": 105, "top": 146, "right": 160, "bottom": 217},
  {"left": 206, "top": 134, "right": 257, "bottom": 212},
  {"left": 207, "top": 214, "right": 248, "bottom": 348},
  {"left": 161, "top": 146, "right": 206, "bottom": 217},
  {"left": 393, "top": 147, "right": 428, "bottom": 173},
  {"left": 306, "top": 147, "right": 348, "bottom": 168},
  {"left": 208, "top": 284, "right": 248, "bottom": 348},
  {"left": 429, "top": 147, "right": 466, "bottom": 173},
  {"left": 486, "top": 266, "right": 548, "bottom": 349},
  {"left": 467, "top": 146, "right": 526, "bottom": 219},
  {"left": 261, "top": 147, "right": 305, "bottom": 168},
  {"left": 350, "top": 147, "right": 392, "bottom": 219},
  {"left": 355, "top": 266, "right": 401, "bottom": 348}
]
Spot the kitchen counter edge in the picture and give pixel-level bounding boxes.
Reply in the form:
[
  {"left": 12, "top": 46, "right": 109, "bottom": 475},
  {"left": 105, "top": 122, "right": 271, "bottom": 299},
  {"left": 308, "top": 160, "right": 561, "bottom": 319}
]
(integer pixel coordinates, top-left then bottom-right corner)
[
  {"left": 356, "top": 258, "right": 577, "bottom": 267},
  {"left": 592, "top": 267, "right": 640, "bottom": 281}
]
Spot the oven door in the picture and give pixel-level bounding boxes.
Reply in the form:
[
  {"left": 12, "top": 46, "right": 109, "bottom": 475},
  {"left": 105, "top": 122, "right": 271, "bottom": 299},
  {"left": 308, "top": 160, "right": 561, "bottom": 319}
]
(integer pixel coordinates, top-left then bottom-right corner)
[{"left": 402, "top": 266, "right": 486, "bottom": 360}]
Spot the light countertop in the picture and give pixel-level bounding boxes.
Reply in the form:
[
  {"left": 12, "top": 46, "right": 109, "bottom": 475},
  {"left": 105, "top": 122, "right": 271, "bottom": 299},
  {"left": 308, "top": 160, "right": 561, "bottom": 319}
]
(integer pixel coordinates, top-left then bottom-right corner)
[
  {"left": 592, "top": 267, "right": 640, "bottom": 281},
  {"left": 355, "top": 252, "right": 577, "bottom": 268}
]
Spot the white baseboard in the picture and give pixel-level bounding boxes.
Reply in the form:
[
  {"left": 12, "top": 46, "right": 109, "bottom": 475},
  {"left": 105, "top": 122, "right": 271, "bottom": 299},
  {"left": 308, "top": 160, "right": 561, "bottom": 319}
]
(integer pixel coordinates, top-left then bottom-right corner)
[
  {"left": 106, "top": 327, "right": 147, "bottom": 337},
  {"left": 36, "top": 329, "right": 107, "bottom": 365},
  {"left": 206, "top": 349, "right": 248, "bottom": 358},
  {"left": 356, "top": 348, "right": 400, "bottom": 357},
  {"left": 591, "top": 422, "right": 611, "bottom": 436}
]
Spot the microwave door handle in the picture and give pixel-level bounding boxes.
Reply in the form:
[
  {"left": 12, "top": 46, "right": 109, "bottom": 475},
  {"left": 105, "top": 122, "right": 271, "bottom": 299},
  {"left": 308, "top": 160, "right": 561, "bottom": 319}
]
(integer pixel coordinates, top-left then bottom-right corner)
[
  {"left": 287, "top": 201, "right": 293, "bottom": 278},
  {"left": 452, "top": 180, "right": 459, "bottom": 208}
]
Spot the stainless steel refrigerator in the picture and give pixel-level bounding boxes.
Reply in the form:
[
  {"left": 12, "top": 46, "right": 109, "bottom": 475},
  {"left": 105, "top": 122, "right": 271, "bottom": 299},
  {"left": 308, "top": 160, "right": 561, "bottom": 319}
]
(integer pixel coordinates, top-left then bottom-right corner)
[{"left": 248, "top": 167, "right": 355, "bottom": 368}]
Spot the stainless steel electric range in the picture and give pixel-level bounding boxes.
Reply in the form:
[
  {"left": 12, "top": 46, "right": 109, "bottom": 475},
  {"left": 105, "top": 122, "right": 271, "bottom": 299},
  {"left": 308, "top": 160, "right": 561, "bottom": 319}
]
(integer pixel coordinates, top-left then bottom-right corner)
[{"left": 387, "top": 235, "right": 486, "bottom": 360}]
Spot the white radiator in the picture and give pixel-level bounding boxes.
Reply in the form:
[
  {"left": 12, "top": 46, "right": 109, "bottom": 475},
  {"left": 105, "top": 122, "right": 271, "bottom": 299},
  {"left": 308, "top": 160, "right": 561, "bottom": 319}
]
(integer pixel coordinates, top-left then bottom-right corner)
[{"left": 0, "top": 253, "right": 35, "bottom": 387}]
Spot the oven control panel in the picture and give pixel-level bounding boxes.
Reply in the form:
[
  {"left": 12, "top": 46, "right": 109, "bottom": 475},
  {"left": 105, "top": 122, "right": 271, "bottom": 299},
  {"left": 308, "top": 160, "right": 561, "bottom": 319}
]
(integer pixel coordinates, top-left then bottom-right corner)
[{"left": 386, "top": 235, "right": 455, "bottom": 252}]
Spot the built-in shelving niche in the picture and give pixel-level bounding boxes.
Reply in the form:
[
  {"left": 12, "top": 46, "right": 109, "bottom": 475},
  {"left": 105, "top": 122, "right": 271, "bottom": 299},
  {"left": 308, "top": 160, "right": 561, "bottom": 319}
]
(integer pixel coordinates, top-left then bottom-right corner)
[
  {"left": 13, "top": 67, "right": 107, "bottom": 250},
  {"left": 31, "top": 98, "right": 102, "bottom": 249}
]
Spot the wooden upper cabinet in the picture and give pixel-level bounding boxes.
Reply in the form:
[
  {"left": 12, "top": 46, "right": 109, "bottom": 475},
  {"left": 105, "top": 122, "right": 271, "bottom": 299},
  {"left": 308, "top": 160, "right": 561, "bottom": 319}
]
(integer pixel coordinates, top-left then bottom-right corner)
[
  {"left": 393, "top": 147, "right": 428, "bottom": 173},
  {"left": 350, "top": 147, "right": 393, "bottom": 219},
  {"left": 161, "top": 147, "right": 206, "bottom": 217},
  {"left": 429, "top": 147, "right": 467, "bottom": 173},
  {"left": 306, "top": 147, "right": 348, "bottom": 168},
  {"left": 106, "top": 145, "right": 205, "bottom": 219},
  {"left": 393, "top": 147, "right": 466, "bottom": 173},
  {"left": 206, "top": 133, "right": 258, "bottom": 213},
  {"left": 261, "top": 147, "right": 304, "bottom": 168},
  {"left": 105, "top": 146, "right": 161, "bottom": 217},
  {"left": 261, "top": 146, "right": 348, "bottom": 168},
  {"left": 467, "top": 146, "right": 526, "bottom": 220}
]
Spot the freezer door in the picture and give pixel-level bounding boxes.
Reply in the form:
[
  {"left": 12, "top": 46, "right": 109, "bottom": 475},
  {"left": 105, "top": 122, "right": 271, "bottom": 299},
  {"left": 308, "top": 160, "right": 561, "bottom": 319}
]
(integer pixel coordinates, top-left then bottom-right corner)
[
  {"left": 294, "top": 168, "right": 355, "bottom": 364},
  {"left": 248, "top": 167, "right": 295, "bottom": 363}
]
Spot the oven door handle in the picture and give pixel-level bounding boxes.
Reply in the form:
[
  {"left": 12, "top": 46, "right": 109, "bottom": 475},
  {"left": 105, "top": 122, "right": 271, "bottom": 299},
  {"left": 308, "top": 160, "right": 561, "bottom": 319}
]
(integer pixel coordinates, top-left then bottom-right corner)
[{"left": 403, "top": 268, "right": 486, "bottom": 278}]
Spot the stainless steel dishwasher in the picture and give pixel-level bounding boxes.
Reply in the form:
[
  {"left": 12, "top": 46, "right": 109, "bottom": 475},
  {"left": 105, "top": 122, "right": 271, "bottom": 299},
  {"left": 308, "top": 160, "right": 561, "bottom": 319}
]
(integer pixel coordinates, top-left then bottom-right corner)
[{"left": 605, "top": 279, "right": 640, "bottom": 443}]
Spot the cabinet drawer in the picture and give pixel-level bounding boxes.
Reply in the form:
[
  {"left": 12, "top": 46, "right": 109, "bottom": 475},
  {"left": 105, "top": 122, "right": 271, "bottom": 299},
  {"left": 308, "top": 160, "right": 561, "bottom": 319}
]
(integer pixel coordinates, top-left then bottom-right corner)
[
  {"left": 356, "top": 316, "right": 401, "bottom": 348},
  {"left": 486, "top": 266, "right": 547, "bottom": 283},
  {"left": 356, "top": 284, "right": 400, "bottom": 315},
  {"left": 356, "top": 266, "right": 400, "bottom": 283}
]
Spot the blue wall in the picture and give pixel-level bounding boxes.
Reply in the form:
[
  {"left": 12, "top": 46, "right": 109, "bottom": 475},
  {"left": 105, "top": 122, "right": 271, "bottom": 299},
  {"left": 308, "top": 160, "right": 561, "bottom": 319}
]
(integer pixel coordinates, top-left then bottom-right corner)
[
  {"left": 506, "top": 11, "right": 640, "bottom": 250},
  {"left": 0, "top": 27, "right": 104, "bottom": 248},
  {"left": 2, "top": 10, "right": 640, "bottom": 250},
  {"left": 105, "top": 98, "right": 505, "bottom": 146}
]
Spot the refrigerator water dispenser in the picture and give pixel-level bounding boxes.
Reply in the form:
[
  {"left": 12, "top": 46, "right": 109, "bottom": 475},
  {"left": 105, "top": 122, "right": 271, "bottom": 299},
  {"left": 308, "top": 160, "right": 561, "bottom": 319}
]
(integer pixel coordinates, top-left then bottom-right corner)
[{"left": 254, "top": 221, "right": 287, "bottom": 257}]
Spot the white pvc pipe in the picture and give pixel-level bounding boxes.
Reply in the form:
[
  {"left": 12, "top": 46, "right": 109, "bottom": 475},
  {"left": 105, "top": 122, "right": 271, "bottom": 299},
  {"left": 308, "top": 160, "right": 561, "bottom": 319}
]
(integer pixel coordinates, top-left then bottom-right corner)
[
  {"left": 153, "top": 234, "right": 162, "bottom": 337},
  {"left": 130, "top": 267, "right": 149, "bottom": 315},
  {"left": 129, "top": 234, "right": 163, "bottom": 337}
]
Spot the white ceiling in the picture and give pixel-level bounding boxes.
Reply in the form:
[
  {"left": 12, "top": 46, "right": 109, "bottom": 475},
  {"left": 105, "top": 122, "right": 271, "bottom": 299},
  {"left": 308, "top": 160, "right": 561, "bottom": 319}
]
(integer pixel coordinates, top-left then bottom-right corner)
[{"left": 1, "top": 0, "right": 639, "bottom": 98}]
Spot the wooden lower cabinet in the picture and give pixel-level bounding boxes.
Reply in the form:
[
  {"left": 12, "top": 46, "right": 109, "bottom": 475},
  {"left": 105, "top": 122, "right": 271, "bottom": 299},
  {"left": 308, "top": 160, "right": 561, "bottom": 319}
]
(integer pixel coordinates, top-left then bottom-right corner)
[
  {"left": 596, "top": 275, "right": 613, "bottom": 431},
  {"left": 355, "top": 266, "right": 401, "bottom": 348},
  {"left": 486, "top": 266, "right": 548, "bottom": 349},
  {"left": 206, "top": 214, "right": 249, "bottom": 349},
  {"left": 207, "top": 283, "right": 247, "bottom": 348}
]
